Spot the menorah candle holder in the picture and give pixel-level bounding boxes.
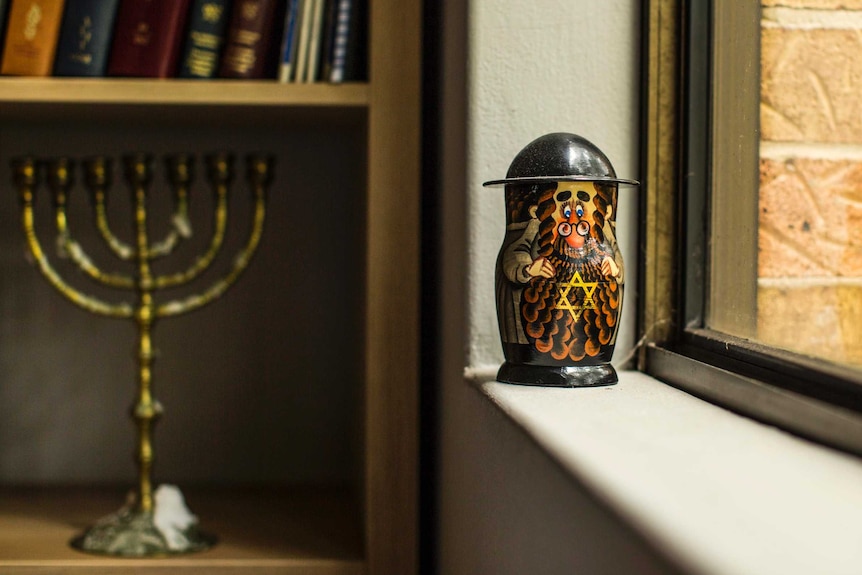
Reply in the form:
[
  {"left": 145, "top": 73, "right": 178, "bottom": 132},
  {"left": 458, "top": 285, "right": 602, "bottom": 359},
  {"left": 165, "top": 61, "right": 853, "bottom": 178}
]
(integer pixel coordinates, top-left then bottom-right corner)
[
  {"left": 11, "top": 152, "right": 273, "bottom": 556},
  {"left": 484, "top": 133, "right": 638, "bottom": 387}
]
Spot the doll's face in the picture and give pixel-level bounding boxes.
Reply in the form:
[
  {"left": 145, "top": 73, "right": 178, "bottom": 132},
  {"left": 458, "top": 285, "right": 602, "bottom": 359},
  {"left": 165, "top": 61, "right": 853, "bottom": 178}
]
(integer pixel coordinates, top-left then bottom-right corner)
[{"left": 552, "top": 182, "right": 602, "bottom": 249}]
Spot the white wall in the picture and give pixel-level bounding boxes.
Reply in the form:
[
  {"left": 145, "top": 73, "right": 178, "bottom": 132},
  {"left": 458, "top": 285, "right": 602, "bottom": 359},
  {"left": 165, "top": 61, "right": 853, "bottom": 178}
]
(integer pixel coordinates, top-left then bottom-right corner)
[{"left": 435, "top": 1, "right": 679, "bottom": 573}]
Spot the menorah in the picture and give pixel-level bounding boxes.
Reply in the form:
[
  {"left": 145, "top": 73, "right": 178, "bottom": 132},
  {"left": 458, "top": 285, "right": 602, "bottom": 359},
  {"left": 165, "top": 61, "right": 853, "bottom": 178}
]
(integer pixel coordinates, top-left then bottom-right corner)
[{"left": 10, "top": 152, "right": 273, "bottom": 556}]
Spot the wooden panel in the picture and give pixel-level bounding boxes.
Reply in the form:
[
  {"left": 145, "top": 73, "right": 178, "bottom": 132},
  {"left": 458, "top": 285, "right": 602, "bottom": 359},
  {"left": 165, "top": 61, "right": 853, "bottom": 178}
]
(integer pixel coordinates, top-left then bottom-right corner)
[
  {"left": 640, "top": 0, "right": 680, "bottom": 359},
  {"left": 708, "top": 0, "right": 760, "bottom": 336},
  {"left": 0, "top": 487, "right": 364, "bottom": 574},
  {"left": 364, "top": 0, "right": 422, "bottom": 572}
]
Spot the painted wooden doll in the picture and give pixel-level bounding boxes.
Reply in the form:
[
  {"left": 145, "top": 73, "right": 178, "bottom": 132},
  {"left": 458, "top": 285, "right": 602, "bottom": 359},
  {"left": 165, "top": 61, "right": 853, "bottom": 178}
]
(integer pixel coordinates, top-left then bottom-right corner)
[{"left": 484, "top": 133, "right": 638, "bottom": 387}]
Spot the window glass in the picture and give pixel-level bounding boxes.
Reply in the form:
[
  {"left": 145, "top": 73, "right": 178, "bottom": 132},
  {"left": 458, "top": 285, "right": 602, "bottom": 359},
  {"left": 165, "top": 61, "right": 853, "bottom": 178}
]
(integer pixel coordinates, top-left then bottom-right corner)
[{"left": 756, "top": 1, "right": 862, "bottom": 367}]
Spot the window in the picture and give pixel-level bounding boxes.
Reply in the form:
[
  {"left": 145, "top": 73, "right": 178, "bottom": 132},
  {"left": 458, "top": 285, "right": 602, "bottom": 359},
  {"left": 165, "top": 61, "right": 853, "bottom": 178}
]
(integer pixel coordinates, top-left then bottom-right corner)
[{"left": 640, "top": 0, "right": 862, "bottom": 455}]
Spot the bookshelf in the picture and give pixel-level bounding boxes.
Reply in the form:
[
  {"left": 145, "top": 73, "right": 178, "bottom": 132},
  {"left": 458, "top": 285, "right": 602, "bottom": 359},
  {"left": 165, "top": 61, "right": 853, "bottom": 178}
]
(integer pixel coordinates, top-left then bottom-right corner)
[{"left": 0, "top": 1, "right": 420, "bottom": 574}]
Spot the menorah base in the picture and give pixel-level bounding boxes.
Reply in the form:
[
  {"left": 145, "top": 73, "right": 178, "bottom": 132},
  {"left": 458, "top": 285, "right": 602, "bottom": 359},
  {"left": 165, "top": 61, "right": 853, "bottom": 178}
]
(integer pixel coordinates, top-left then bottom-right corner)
[{"left": 70, "top": 485, "right": 215, "bottom": 557}]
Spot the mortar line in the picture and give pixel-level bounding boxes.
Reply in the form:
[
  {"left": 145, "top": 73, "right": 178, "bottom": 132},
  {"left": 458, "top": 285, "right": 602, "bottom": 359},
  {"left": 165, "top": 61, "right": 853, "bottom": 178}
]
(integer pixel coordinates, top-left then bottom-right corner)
[
  {"left": 760, "top": 141, "right": 862, "bottom": 161},
  {"left": 763, "top": 6, "right": 862, "bottom": 29},
  {"left": 758, "top": 276, "right": 862, "bottom": 288}
]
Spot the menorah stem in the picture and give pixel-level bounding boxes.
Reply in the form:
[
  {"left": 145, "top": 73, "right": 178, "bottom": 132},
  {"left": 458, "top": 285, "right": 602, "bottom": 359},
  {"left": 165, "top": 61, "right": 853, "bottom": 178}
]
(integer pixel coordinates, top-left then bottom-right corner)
[
  {"left": 133, "top": 296, "right": 160, "bottom": 514},
  {"left": 130, "top": 159, "right": 162, "bottom": 515}
]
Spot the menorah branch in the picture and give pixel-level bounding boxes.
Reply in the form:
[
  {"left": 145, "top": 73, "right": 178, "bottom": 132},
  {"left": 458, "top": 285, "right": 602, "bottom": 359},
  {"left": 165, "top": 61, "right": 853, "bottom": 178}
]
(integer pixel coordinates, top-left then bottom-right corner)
[
  {"left": 94, "top": 198, "right": 135, "bottom": 260},
  {"left": 88, "top": 155, "right": 194, "bottom": 263},
  {"left": 154, "top": 180, "right": 228, "bottom": 290},
  {"left": 157, "top": 178, "right": 265, "bottom": 318},
  {"left": 86, "top": 157, "right": 135, "bottom": 261},
  {"left": 149, "top": 154, "right": 194, "bottom": 259},
  {"left": 15, "top": 158, "right": 134, "bottom": 318},
  {"left": 49, "top": 159, "right": 135, "bottom": 290},
  {"left": 146, "top": 203, "right": 189, "bottom": 258}
]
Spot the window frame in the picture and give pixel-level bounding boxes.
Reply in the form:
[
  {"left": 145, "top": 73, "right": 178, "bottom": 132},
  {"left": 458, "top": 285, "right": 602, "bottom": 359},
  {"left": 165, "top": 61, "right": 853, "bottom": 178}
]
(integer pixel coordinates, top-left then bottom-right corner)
[{"left": 639, "top": 0, "right": 862, "bottom": 456}]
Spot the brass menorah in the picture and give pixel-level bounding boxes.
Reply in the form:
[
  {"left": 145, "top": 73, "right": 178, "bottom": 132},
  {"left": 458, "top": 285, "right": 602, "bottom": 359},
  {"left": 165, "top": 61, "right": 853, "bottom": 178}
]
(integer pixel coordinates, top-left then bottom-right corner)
[{"left": 11, "top": 152, "right": 273, "bottom": 556}]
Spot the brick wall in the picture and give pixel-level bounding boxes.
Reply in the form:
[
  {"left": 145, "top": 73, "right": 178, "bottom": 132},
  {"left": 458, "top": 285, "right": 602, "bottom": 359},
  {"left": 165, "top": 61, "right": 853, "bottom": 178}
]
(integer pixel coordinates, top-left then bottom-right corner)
[{"left": 758, "top": 1, "right": 862, "bottom": 365}]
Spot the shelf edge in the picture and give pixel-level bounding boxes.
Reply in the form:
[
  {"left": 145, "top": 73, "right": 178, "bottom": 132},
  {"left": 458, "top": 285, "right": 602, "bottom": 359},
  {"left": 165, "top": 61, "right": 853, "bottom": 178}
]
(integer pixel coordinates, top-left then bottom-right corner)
[{"left": 0, "top": 79, "right": 369, "bottom": 107}]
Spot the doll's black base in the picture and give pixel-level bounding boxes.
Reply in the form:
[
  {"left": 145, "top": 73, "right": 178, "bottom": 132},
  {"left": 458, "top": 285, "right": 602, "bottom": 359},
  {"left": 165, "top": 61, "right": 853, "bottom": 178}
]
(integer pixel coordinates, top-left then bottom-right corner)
[{"left": 496, "top": 362, "right": 618, "bottom": 387}]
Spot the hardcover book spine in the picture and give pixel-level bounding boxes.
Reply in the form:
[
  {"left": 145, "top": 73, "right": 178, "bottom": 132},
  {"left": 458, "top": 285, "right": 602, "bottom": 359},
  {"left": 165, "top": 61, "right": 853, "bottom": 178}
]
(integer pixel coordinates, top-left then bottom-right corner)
[
  {"left": 343, "top": 0, "right": 365, "bottom": 81},
  {"left": 218, "top": 0, "right": 283, "bottom": 79},
  {"left": 177, "top": 0, "right": 231, "bottom": 79},
  {"left": 302, "top": 0, "right": 324, "bottom": 82},
  {"left": 0, "top": 0, "right": 11, "bottom": 62},
  {"left": 326, "top": 0, "right": 350, "bottom": 83},
  {"left": 0, "top": 0, "right": 66, "bottom": 76},
  {"left": 107, "top": 0, "right": 192, "bottom": 78},
  {"left": 276, "top": 0, "right": 299, "bottom": 82},
  {"left": 53, "top": 0, "right": 120, "bottom": 76},
  {"left": 291, "top": 0, "right": 313, "bottom": 82},
  {"left": 328, "top": 0, "right": 363, "bottom": 82},
  {"left": 316, "top": 0, "right": 337, "bottom": 82}
]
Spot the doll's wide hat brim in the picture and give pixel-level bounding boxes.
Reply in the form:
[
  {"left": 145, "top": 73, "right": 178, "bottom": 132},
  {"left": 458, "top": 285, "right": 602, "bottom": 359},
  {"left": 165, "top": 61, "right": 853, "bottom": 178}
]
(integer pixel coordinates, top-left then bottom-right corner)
[{"left": 483, "top": 132, "right": 639, "bottom": 187}]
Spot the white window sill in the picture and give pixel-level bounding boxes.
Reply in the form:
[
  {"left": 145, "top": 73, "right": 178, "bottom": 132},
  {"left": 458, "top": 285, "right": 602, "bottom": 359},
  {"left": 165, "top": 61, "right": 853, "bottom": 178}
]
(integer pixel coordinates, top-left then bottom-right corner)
[{"left": 468, "top": 369, "right": 862, "bottom": 575}]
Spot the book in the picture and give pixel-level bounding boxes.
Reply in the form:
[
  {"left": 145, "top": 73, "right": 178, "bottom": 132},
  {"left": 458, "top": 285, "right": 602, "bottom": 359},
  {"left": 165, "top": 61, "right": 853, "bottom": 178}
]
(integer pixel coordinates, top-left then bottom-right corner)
[
  {"left": 327, "top": 0, "right": 363, "bottom": 82},
  {"left": 316, "top": 0, "right": 337, "bottom": 81},
  {"left": 177, "top": 0, "right": 231, "bottom": 79},
  {"left": 0, "top": 0, "right": 66, "bottom": 76},
  {"left": 291, "top": 0, "right": 313, "bottom": 82},
  {"left": 276, "top": 0, "right": 299, "bottom": 82},
  {"left": 302, "top": 0, "right": 324, "bottom": 82},
  {"left": 0, "top": 0, "right": 11, "bottom": 62},
  {"left": 106, "top": 0, "right": 192, "bottom": 78},
  {"left": 53, "top": 0, "right": 120, "bottom": 76},
  {"left": 218, "top": 0, "right": 284, "bottom": 79}
]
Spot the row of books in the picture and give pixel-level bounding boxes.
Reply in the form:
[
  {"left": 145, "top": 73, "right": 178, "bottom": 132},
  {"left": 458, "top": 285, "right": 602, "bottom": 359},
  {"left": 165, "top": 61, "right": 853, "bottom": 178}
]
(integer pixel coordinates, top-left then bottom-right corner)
[{"left": 0, "top": 0, "right": 365, "bottom": 81}]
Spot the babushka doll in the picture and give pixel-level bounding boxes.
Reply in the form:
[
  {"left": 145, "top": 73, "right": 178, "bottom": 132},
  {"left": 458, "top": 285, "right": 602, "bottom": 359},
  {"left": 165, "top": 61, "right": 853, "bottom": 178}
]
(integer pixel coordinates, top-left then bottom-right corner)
[{"left": 484, "top": 133, "right": 638, "bottom": 387}]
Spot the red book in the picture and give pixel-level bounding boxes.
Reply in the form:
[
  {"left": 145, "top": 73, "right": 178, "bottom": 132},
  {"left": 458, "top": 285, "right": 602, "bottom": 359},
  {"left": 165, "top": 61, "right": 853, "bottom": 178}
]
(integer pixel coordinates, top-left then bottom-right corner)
[
  {"left": 107, "top": 0, "right": 191, "bottom": 77},
  {"left": 219, "top": 0, "right": 284, "bottom": 79}
]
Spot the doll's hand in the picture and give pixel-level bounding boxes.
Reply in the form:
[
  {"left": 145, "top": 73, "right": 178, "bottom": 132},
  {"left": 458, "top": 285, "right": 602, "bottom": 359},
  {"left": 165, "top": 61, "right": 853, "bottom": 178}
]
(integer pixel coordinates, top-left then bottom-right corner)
[
  {"left": 601, "top": 256, "right": 620, "bottom": 278},
  {"left": 527, "top": 257, "right": 555, "bottom": 279}
]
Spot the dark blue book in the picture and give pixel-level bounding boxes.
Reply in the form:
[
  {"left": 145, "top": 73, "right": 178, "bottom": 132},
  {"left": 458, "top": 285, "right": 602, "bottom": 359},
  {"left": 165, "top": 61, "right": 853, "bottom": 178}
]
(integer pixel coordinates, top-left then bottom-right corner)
[
  {"left": 328, "top": 0, "right": 364, "bottom": 82},
  {"left": 53, "top": 0, "right": 120, "bottom": 76},
  {"left": 277, "top": 0, "right": 299, "bottom": 82},
  {"left": 178, "top": 0, "right": 231, "bottom": 78}
]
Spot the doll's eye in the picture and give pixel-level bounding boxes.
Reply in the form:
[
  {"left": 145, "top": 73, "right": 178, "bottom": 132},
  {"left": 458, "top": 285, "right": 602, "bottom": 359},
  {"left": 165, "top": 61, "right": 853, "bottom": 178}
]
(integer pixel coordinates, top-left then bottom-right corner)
[
  {"left": 575, "top": 205, "right": 584, "bottom": 217},
  {"left": 563, "top": 206, "right": 572, "bottom": 219}
]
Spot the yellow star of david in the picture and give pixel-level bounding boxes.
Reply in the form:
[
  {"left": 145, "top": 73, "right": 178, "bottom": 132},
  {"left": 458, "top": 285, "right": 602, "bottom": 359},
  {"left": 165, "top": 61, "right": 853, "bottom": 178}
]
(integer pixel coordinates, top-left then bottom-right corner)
[{"left": 557, "top": 271, "right": 599, "bottom": 322}]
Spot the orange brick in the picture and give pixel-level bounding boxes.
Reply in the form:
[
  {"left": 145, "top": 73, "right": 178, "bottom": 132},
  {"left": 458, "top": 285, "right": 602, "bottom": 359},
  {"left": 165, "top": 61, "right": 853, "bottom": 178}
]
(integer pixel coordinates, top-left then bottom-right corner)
[
  {"left": 757, "top": 285, "right": 840, "bottom": 359},
  {"left": 757, "top": 284, "right": 862, "bottom": 366},
  {"left": 761, "top": 27, "right": 862, "bottom": 143},
  {"left": 758, "top": 158, "right": 862, "bottom": 277},
  {"left": 837, "top": 285, "right": 862, "bottom": 364}
]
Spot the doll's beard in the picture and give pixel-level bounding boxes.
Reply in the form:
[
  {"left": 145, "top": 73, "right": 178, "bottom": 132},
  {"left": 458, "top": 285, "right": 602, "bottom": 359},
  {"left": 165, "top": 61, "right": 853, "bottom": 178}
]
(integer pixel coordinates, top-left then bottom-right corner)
[{"left": 553, "top": 232, "right": 602, "bottom": 262}]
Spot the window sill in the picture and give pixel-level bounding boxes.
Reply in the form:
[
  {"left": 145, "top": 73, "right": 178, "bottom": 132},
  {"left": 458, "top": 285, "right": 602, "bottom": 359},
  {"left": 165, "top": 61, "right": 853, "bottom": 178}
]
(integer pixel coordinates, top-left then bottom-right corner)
[{"left": 467, "top": 368, "right": 862, "bottom": 575}]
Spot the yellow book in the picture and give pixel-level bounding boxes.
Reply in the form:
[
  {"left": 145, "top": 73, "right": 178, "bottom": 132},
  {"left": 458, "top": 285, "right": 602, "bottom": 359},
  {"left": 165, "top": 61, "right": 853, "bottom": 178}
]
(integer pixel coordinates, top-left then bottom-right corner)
[{"left": 1, "top": 0, "right": 66, "bottom": 75}]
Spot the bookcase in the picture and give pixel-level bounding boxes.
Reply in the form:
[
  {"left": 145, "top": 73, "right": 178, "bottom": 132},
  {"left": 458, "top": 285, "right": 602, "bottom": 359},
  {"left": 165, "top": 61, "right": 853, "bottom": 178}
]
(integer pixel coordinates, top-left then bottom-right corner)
[{"left": 0, "top": 0, "right": 420, "bottom": 574}]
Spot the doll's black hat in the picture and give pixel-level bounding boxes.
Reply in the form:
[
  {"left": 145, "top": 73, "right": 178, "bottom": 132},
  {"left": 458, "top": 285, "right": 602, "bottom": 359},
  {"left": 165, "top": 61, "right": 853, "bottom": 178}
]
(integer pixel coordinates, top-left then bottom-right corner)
[{"left": 483, "top": 132, "right": 639, "bottom": 187}]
